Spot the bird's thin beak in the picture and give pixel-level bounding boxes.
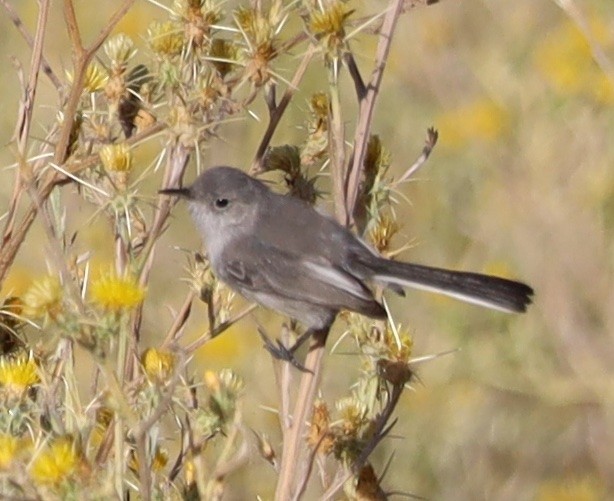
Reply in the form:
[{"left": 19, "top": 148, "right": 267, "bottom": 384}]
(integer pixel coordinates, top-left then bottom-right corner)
[{"left": 159, "top": 187, "right": 190, "bottom": 198}]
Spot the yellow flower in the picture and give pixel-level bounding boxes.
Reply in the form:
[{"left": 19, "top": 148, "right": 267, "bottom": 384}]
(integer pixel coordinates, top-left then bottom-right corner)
[
  {"left": 437, "top": 98, "right": 509, "bottom": 149},
  {"left": 0, "top": 434, "right": 18, "bottom": 469},
  {"left": 308, "top": 1, "right": 353, "bottom": 57},
  {"left": 99, "top": 143, "right": 133, "bottom": 173},
  {"left": 142, "top": 348, "right": 176, "bottom": 382},
  {"left": 128, "top": 445, "right": 168, "bottom": 473},
  {"left": 147, "top": 21, "right": 184, "bottom": 56},
  {"left": 0, "top": 353, "right": 39, "bottom": 395},
  {"left": 533, "top": 18, "right": 614, "bottom": 104},
  {"left": 22, "top": 275, "right": 62, "bottom": 319},
  {"left": 90, "top": 272, "right": 145, "bottom": 311},
  {"left": 309, "top": 1, "right": 352, "bottom": 40},
  {"left": 30, "top": 438, "right": 80, "bottom": 486},
  {"left": 152, "top": 446, "right": 168, "bottom": 472},
  {"left": 66, "top": 63, "right": 108, "bottom": 93}
]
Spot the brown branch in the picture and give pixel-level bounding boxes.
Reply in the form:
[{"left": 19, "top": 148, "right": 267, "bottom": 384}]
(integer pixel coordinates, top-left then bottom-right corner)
[
  {"left": 322, "top": 383, "right": 404, "bottom": 499},
  {"left": 14, "top": 0, "right": 52, "bottom": 154},
  {"left": 0, "top": 120, "right": 165, "bottom": 286},
  {"left": 126, "top": 142, "right": 192, "bottom": 381},
  {"left": 344, "top": 52, "right": 366, "bottom": 101},
  {"left": 275, "top": 329, "right": 328, "bottom": 501},
  {"left": 0, "top": 0, "right": 61, "bottom": 89},
  {"left": 161, "top": 290, "right": 196, "bottom": 348},
  {"left": 55, "top": 0, "right": 136, "bottom": 166},
  {"left": 394, "top": 126, "right": 438, "bottom": 184},
  {"left": 250, "top": 44, "right": 317, "bottom": 174},
  {"left": 182, "top": 303, "right": 258, "bottom": 354},
  {"left": 344, "top": 0, "right": 405, "bottom": 226}
]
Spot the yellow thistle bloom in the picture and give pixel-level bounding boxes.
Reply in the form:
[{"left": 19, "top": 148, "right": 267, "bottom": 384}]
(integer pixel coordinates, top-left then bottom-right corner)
[
  {"left": 0, "top": 434, "right": 18, "bottom": 469},
  {"left": 147, "top": 21, "right": 184, "bottom": 56},
  {"left": 30, "top": 438, "right": 80, "bottom": 486},
  {"left": 66, "top": 63, "right": 108, "bottom": 93},
  {"left": 368, "top": 215, "right": 399, "bottom": 254},
  {"left": 99, "top": 143, "right": 133, "bottom": 173},
  {"left": 90, "top": 272, "right": 145, "bottom": 311},
  {"left": 128, "top": 445, "right": 168, "bottom": 473},
  {"left": 309, "top": 1, "right": 353, "bottom": 56},
  {"left": 533, "top": 18, "right": 614, "bottom": 104},
  {"left": 142, "top": 348, "right": 176, "bottom": 382},
  {"left": 152, "top": 446, "right": 169, "bottom": 472},
  {"left": 0, "top": 353, "right": 39, "bottom": 395},
  {"left": 22, "top": 275, "right": 62, "bottom": 319},
  {"left": 203, "top": 370, "right": 220, "bottom": 393},
  {"left": 436, "top": 98, "right": 508, "bottom": 149},
  {"left": 309, "top": 92, "right": 329, "bottom": 121}
]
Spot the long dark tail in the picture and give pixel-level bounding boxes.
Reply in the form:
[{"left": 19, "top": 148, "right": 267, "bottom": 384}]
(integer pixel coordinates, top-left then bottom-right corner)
[{"left": 370, "top": 259, "right": 534, "bottom": 313}]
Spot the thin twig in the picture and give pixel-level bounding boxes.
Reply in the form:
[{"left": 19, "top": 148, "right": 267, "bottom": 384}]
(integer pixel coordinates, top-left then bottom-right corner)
[
  {"left": 394, "top": 127, "right": 438, "bottom": 184},
  {"left": 322, "top": 383, "right": 404, "bottom": 499},
  {"left": 55, "top": 0, "right": 137, "bottom": 165},
  {"left": 14, "top": 0, "right": 52, "bottom": 153},
  {"left": 0, "top": 0, "right": 61, "bottom": 89},
  {"left": 329, "top": 57, "right": 348, "bottom": 224},
  {"left": 161, "top": 289, "right": 196, "bottom": 348},
  {"left": 0, "top": 121, "right": 165, "bottom": 285},
  {"left": 251, "top": 44, "right": 317, "bottom": 173},
  {"left": 127, "top": 143, "right": 192, "bottom": 380},
  {"left": 343, "top": 52, "right": 366, "bottom": 101},
  {"left": 183, "top": 303, "right": 258, "bottom": 354},
  {"left": 275, "top": 329, "right": 328, "bottom": 501},
  {"left": 344, "top": 0, "right": 405, "bottom": 226}
]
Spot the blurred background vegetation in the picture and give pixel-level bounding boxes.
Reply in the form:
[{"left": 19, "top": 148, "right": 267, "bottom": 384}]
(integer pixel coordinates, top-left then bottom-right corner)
[{"left": 0, "top": 0, "right": 613, "bottom": 499}]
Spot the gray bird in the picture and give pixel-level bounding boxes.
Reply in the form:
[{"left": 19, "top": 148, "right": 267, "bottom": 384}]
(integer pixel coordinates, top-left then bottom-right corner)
[{"left": 161, "top": 166, "right": 533, "bottom": 357}]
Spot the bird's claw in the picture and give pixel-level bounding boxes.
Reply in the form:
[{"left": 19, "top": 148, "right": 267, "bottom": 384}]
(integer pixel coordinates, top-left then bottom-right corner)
[{"left": 258, "top": 328, "right": 313, "bottom": 373}]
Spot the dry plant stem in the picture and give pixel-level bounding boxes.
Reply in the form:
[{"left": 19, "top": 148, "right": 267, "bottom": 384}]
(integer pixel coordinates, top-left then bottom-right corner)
[
  {"left": 13, "top": 0, "right": 51, "bottom": 152},
  {"left": 251, "top": 44, "right": 316, "bottom": 173},
  {"left": 329, "top": 58, "right": 348, "bottom": 224},
  {"left": 0, "top": 122, "right": 165, "bottom": 286},
  {"left": 344, "top": 0, "right": 405, "bottom": 225},
  {"left": 123, "top": 143, "right": 191, "bottom": 380},
  {"left": 344, "top": 52, "right": 366, "bottom": 100},
  {"left": 394, "top": 127, "right": 438, "bottom": 184},
  {"left": 210, "top": 414, "right": 249, "bottom": 483},
  {"left": 275, "top": 330, "right": 328, "bottom": 501},
  {"left": 321, "top": 383, "right": 404, "bottom": 500},
  {"left": 0, "top": 0, "right": 61, "bottom": 89},
  {"left": 55, "top": 0, "right": 136, "bottom": 166},
  {"left": 276, "top": 325, "right": 293, "bottom": 431},
  {"left": 183, "top": 303, "right": 258, "bottom": 353},
  {"left": 161, "top": 289, "right": 196, "bottom": 348},
  {"left": 133, "top": 353, "right": 187, "bottom": 501}
]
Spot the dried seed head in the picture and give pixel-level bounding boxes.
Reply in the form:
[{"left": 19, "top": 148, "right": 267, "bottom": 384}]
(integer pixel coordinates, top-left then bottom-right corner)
[
  {"left": 104, "top": 33, "right": 136, "bottom": 72},
  {"left": 22, "top": 276, "right": 62, "bottom": 320}
]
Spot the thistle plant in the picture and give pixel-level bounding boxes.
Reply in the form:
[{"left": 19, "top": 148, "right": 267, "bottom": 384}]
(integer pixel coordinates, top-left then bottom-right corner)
[{"left": 0, "top": 0, "right": 450, "bottom": 499}]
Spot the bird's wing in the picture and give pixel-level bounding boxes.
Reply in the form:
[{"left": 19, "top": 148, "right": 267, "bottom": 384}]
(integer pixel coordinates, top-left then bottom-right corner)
[{"left": 219, "top": 240, "right": 385, "bottom": 318}]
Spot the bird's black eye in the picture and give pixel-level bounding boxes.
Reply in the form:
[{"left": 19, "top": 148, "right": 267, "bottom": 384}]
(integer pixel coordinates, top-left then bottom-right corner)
[{"left": 214, "top": 198, "right": 229, "bottom": 209}]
